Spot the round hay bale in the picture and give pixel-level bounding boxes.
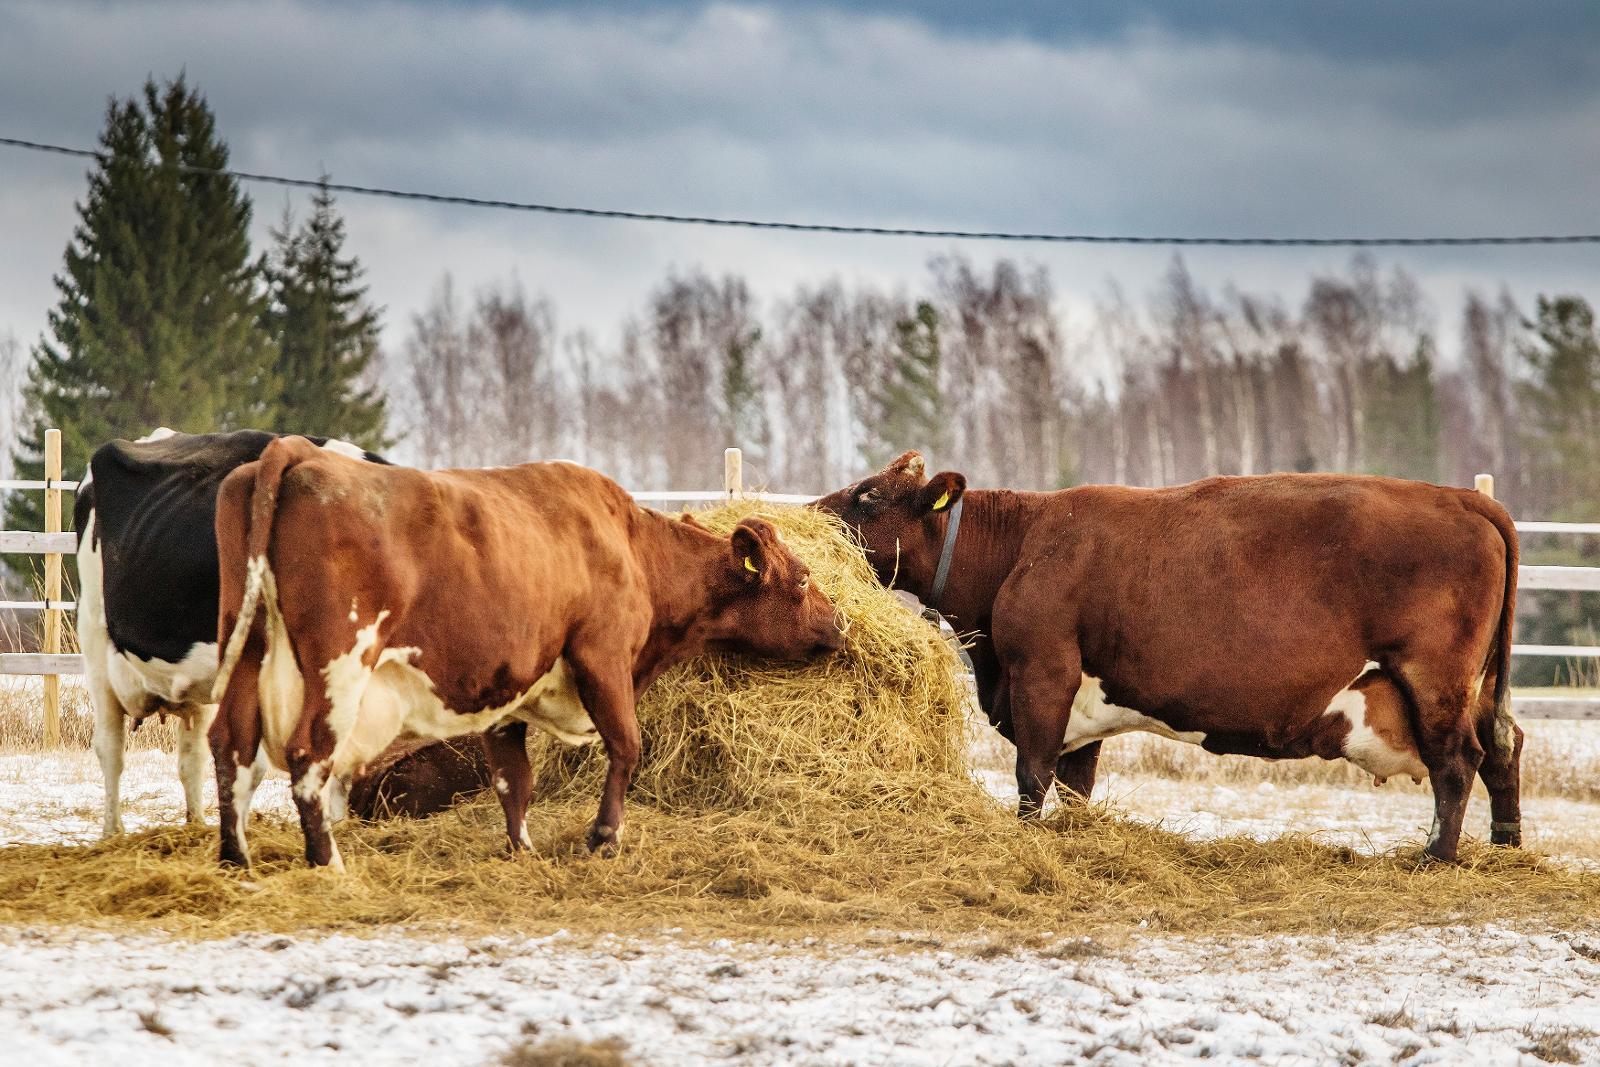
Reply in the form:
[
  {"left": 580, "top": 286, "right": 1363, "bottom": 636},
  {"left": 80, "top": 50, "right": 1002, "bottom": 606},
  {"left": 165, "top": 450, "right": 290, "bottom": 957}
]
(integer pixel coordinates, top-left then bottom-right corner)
[{"left": 523, "top": 501, "right": 970, "bottom": 813}]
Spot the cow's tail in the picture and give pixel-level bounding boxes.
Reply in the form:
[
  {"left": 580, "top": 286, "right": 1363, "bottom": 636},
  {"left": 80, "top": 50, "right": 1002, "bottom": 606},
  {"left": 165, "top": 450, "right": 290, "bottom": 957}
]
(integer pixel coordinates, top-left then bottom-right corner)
[
  {"left": 212, "top": 438, "right": 310, "bottom": 704},
  {"left": 1472, "top": 493, "right": 1520, "bottom": 757}
]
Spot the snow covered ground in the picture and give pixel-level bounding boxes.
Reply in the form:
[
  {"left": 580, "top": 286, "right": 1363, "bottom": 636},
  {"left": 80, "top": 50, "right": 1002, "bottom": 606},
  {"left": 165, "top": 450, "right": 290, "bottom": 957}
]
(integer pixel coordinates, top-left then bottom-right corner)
[
  {"left": 0, "top": 747, "right": 293, "bottom": 846},
  {"left": 2, "top": 923, "right": 1597, "bottom": 1065},
  {"left": 6, "top": 741, "right": 1600, "bottom": 1064}
]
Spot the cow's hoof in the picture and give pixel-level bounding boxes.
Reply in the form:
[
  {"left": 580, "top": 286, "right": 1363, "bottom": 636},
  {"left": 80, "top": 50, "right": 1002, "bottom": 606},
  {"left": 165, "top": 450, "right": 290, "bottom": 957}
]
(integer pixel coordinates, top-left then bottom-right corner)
[
  {"left": 1490, "top": 825, "right": 1522, "bottom": 848},
  {"left": 1417, "top": 847, "right": 1460, "bottom": 868},
  {"left": 218, "top": 851, "right": 250, "bottom": 871},
  {"left": 586, "top": 822, "right": 621, "bottom": 857}
]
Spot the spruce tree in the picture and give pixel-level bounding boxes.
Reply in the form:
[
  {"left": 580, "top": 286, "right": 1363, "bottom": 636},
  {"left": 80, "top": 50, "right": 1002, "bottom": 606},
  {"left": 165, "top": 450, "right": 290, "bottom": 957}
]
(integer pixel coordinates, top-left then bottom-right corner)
[
  {"left": 1513, "top": 296, "right": 1600, "bottom": 686},
  {"left": 1518, "top": 296, "right": 1600, "bottom": 517},
  {"left": 721, "top": 324, "right": 768, "bottom": 465},
  {"left": 1359, "top": 339, "right": 1440, "bottom": 482},
  {"left": 8, "top": 76, "right": 278, "bottom": 535},
  {"left": 864, "top": 301, "right": 945, "bottom": 470},
  {"left": 263, "top": 180, "right": 389, "bottom": 449}
]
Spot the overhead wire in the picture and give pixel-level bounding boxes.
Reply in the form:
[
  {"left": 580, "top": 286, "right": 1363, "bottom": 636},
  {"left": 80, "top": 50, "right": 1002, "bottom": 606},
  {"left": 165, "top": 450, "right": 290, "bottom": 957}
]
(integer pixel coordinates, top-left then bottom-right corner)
[{"left": 4, "top": 134, "right": 1597, "bottom": 247}]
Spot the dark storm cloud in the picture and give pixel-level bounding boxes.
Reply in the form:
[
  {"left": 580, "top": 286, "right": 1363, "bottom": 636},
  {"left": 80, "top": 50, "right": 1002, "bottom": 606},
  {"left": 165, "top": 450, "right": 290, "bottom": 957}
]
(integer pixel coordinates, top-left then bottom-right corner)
[
  {"left": 4, "top": 1, "right": 1596, "bottom": 222},
  {"left": 485, "top": 0, "right": 1600, "bottom": 105}
]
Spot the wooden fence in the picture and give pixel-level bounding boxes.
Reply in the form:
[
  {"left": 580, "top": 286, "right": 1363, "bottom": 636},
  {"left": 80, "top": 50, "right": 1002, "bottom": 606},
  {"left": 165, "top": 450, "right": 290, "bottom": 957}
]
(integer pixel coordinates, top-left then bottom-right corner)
[
  {"left": 0, "top": 428, "right": 75, "bottom": 745},
  {"left": 2, "top": 441, "right": 1596, "bottom": 743}
]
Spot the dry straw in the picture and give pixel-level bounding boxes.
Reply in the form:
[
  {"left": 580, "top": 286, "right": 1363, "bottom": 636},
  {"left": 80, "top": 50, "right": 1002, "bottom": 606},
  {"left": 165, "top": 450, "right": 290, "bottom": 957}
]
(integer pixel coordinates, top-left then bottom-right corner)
[{"left": 1, "top": 503, "right": 1597, "bottom": 939}]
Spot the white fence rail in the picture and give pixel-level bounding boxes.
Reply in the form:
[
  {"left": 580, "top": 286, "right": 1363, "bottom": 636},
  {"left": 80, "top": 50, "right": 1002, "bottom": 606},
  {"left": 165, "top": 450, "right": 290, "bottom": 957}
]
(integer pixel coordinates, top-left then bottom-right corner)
[{"left": 3, "top": 442, "right": 1597, "bottom": 727}]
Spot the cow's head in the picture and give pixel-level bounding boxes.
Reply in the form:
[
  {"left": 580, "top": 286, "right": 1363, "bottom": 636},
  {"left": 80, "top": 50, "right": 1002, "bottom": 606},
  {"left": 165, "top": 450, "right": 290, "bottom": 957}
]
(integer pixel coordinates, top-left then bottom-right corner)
[
  {"left": 813, "top": 451, "right": 966, "bottom": 598},
  {"left": 710, "top": 516, "right": 844, "bottom": 659}
]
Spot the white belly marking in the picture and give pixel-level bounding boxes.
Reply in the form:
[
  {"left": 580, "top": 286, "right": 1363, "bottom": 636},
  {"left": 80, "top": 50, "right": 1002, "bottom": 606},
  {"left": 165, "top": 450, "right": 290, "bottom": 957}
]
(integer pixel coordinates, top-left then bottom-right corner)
[
  {"left": 1062, "top": 674, "right": 1206, "bottom": 753},
  {"left": 254, "top": 578, "right": 596, "bottom": 778},
  {"left": 108, "top": 642, "right": 220, "bottom": 713}
]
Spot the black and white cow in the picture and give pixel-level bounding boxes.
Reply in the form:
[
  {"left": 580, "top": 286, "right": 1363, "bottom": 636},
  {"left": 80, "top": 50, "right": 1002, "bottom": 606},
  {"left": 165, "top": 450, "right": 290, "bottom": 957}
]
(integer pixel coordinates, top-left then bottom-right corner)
[{"left": 76, "top": 428, "right": 386, "bottom": 836}]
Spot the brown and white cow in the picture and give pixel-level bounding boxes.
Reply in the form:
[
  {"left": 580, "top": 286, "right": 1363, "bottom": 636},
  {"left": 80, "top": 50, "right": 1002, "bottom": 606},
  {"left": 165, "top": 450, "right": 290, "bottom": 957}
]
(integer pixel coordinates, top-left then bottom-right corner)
[
  {"left": 209, "top": 437, "right": 843, "bottom": 869},
  {"left": 816, "top": 453, "right": 1521, "bottom": 862}
]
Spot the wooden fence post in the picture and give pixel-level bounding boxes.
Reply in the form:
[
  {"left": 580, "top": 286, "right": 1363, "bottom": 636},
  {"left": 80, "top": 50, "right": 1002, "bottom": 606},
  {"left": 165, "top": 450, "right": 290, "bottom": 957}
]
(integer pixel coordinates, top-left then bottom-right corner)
[
  {"left": 724, "top": 447, "right": 743, "bottom": 500},
  {"left": 1475, "top": 473, "right": 1494, "bottom": 500},
  {"left": 43, "top": 428, "right": 62, "bottom": 747}
]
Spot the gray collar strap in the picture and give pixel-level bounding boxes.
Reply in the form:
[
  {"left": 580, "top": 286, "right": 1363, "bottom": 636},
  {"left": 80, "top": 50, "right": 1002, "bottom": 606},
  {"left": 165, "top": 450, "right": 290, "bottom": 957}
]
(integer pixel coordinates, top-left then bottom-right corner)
[{"left": 926, "top": 496, "right": 964, "bottom": 615}]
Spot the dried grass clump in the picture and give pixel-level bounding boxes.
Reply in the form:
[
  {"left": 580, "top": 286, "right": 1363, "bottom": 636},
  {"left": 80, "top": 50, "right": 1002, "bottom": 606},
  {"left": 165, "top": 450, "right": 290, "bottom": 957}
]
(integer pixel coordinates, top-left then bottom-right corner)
[
  {"left": 1, "top": 503, "right": 1599, "bottom": 940},
  {"left": 0, "top": 678, "right": 182, "bottom": 753},
  {"left": 502, "top": 1037, "right": 631, "bottom": 1067},
  {"left": 4, "top": 794, "right": 1598, "bottom": 940}
]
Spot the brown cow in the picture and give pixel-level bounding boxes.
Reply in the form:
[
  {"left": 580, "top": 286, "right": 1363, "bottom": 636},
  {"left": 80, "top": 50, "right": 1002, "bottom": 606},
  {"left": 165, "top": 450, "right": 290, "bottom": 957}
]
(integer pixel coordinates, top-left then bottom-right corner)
[
  {"left": 210, "top": 438, "right": 843, "bottom": 869},
  {"left": 816, "top": 453, "right": 1522, "bottom": 862}
]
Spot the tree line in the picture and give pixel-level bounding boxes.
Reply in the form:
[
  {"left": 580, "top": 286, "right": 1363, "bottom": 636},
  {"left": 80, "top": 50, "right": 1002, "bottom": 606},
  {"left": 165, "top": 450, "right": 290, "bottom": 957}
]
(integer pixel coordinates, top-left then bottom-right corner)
[{"left": 396, "top": 257, "right": 1599, "bottom": 524}]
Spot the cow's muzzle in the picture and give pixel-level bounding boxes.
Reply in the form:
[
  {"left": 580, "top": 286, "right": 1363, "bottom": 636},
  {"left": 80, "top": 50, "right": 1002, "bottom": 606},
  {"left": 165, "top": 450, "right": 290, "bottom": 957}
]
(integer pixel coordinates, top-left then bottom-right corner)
[{"left": 812, "top": 610, "right": 846, "bottom": 656}]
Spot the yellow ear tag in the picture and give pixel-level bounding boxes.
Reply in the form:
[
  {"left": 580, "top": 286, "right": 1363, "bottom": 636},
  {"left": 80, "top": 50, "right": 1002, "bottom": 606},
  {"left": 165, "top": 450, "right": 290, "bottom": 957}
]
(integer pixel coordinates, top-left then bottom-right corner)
[
  {"left": 744, "top": 556, "right": 759, "bottom": 574},
  {"left": 932, "top": 491, "right": 951, "bottom": 512}
]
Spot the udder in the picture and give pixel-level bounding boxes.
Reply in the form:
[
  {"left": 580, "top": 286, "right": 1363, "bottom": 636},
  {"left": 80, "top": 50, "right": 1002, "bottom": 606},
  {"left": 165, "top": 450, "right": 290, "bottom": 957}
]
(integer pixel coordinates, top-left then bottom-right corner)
[{"left": 1326, "top": 670, "right": 1427, "bottom": 786}]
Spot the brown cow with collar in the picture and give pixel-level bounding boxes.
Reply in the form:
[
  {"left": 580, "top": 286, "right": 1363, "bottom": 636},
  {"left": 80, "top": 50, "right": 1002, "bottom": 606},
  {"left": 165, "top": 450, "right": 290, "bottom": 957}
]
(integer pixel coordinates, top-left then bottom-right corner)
[
  {"left": 210, "top": 437, "right": 843, "bottom": 869},
  {"left": 816, "top": 453, "right": 1521, "bottom": 863}
]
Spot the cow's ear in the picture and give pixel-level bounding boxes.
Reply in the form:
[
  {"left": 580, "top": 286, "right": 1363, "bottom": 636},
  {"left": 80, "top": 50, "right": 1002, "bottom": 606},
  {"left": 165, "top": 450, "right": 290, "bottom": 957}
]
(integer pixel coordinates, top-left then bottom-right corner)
[
  {"left": 918, "top": 471, "right": 966, "bottom": 515},
  {"left": 887, "top": 450, "right": 926, "bottom": 479},
  {"left": 730, "top": 519, "right": 773, "bottom": 582},
  {"left": 679, "top": 511, "right": 706, "bottom": 530}
]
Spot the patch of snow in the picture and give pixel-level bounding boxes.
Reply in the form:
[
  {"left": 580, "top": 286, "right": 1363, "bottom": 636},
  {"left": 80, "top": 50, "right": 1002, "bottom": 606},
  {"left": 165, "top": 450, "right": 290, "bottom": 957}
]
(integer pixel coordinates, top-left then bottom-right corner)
[
  {"left": 973, "top": 741, "right": 1600, "bottom": 869},
  {"left": 0, "top": 749, "right": 293, "bottom": 846},
  {"left": 0, "top": 925, "right": 1596, "bottom": 1065}
]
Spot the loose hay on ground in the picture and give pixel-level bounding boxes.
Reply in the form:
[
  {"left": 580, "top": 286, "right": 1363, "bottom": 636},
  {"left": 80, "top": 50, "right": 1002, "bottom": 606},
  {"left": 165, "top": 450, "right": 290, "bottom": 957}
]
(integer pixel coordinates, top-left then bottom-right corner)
[{"left": 1, "top": 502, "right": 1597, "bottom": 939}]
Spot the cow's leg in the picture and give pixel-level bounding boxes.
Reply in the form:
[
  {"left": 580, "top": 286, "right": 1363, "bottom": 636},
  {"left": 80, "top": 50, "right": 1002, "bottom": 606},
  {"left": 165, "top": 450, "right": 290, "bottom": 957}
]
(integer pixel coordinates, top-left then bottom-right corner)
[
  {"left": 325, "top": 773, "right": 350, "bottom": 824},
  {"left": 1477, "top": 710, "right": 1524, "bottom": 848},
  {"left": 1397, "top": 670, "right": 1484, "bottom": 863},
  {"left": 177, "top": 704, "right": 214, "bottom": 825},
  {"left": 1006, "top": 645, "right": 1082, "bottom": 818},
  {"left": 483, "top": 721, "right": 534, "bottom": 852},
  {"left": 968, "top": 635, "right": 1016, "bottom": 744},
  {"left": 89, "top": 681, "right": 126, "bottom": 837},
  {"left": 285, "top": 695, "right": 343, "bottom": 870},
  {"left": 1055, "top": 741, "right": 1102, "bottom": 801},
  {"left": 210, "top": 630, "right": 264, "bottom": 868},
  {"left": 79, "top": 518, "right": 127, "bottom": 838},
  {"left": 287, "top": 752, "right": 342, "bottom": 869},
  {"left": 566, "top": 645, "right": 639, "bottom": 856}
]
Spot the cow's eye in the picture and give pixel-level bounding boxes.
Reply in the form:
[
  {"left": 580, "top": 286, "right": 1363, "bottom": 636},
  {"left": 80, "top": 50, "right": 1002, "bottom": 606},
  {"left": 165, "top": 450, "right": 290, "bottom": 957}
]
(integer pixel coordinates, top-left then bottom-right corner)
[
  {"left": 855, "top": 488, "right": 877, "bottom": 506},
  {"left": 798, "top": 575, "right": 810, "bottom": 591}
]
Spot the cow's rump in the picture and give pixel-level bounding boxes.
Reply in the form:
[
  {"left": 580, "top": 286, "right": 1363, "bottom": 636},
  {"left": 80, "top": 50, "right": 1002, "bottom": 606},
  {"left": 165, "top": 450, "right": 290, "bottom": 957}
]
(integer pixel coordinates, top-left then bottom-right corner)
[{"left": 82, "top": 429, "right": 280, "bottom": 662}]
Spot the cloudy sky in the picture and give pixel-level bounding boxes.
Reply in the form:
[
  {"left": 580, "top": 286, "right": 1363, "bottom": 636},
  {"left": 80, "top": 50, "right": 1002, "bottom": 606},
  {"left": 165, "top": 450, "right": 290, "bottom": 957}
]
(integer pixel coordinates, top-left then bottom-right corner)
[{"left": 1, "top": 0, "right": 1597, "bottom": 371}]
